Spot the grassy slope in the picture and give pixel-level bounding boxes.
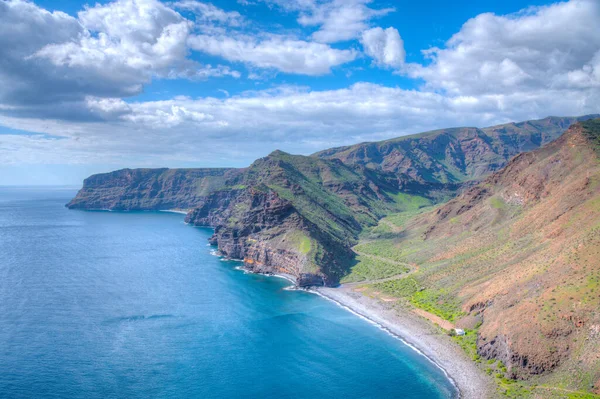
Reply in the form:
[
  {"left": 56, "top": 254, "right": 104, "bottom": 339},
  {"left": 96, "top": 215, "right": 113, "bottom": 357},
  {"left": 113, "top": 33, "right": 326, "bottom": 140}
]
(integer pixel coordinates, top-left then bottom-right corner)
[
  {"left": 344, "top": 121, "right": 600, "bottom": 398},
  {"left": 214, "top": 150, "right": 431, "bottom": 280}
]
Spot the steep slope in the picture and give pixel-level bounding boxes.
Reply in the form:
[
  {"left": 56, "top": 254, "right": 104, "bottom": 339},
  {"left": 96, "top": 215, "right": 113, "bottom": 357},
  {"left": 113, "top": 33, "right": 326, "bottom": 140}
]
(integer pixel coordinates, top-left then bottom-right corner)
[
  {"left": 67, "top": 153, "right": 446, "bottom": 286},
  {"left": 365, "top": 120, "right": 600, "bottom": 395},
  {"left": 316, "top": 115, "right": 599, "bottom": 184},
  {"left": 67, "top": 168, "right": 236, "bottom": 210},
  {"left": 184, "top": 151, "right": 438, "bottom": 285},
  {"left": 67, "top": 116, "right": 598, "bottom": 291}
]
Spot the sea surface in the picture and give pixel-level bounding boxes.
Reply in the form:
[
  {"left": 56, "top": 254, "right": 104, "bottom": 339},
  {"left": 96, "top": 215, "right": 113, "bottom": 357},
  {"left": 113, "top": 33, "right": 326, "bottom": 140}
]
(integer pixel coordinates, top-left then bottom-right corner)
[{"left": 0, "top": 187, "right": 456, "bottom": 399}]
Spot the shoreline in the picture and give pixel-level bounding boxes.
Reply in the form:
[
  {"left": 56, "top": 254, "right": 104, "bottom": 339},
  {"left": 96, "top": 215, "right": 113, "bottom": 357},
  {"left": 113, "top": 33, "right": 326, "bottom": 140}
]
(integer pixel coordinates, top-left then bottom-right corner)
[
  {"left": 160, "top": 209, "right": 190, "bottom": 215},
  {"left": 314, "top": 286, "right": 496, "bottom": 399},
  {"left": 209, "top": 240, "right": 494, "bottom": 398}
]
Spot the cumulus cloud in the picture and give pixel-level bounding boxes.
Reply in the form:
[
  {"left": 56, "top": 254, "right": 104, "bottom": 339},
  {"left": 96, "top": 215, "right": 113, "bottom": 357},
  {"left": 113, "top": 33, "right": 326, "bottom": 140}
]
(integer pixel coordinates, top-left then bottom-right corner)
[
  {"left": 0, "top": 0, "right": 88, "bottom": 105},
  {"left": 0, "top": 0, "right": 244, "bottom": 120},
  {"left": 35, "top": 0, "right": 193, "bottom": 80},
  {"left": 172, "top": 1, "right": 244, "bottom": 26},
  {"left": 361, "top": 27, "right": 405, "bottom": 68},
  {"left": 407, "top": 0, "right": 600, "bottom": 95},
  {"left": 0, "top": 0, "right": 361, "bottom": 121},
  {"left": 188, "top": 34, "right": 357, "bottom": 75},
  {"left": 1, "top": 0, "right": 600, "bottom": 172},
  {"left": 299, "top": 0, "right": 394, "bottom": 43},
  {"left": 3, "top": 81, "right": 599, "bottom": 168},
  {"left": 261, "top": 0, "right": 394, "bottom": 43}
]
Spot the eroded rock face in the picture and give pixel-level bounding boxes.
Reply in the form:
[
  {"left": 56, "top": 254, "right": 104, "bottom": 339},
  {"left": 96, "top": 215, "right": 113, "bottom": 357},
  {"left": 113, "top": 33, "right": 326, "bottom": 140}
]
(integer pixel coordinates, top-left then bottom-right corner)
[
  {"left": 67, "top": 168, "right": 235, "bottom": 210},
  {"left": 478, "top": 334, "right": 569, "bottom": 377},
  {"left": 316, "top": 115, "right": 599, "bottom": 184},
  {"left": 185, "top": 187, "right": 339, "bottom": 286}
]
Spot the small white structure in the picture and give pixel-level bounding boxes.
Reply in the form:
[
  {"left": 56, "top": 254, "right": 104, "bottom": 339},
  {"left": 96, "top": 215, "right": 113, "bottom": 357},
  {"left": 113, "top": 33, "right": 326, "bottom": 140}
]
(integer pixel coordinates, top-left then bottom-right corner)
[{"left": 454, "top": 328, "right": 466, "bottom": 336}]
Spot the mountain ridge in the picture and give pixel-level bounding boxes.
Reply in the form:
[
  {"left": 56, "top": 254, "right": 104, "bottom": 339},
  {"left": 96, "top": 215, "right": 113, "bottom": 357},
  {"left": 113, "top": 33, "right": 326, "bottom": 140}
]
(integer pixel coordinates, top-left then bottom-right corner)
[
  {"left": 67, "top": 115, "right": 598, "bottom": 288},
  {"left": 315, "top": 115, "right": 599, "bottom": 184}
]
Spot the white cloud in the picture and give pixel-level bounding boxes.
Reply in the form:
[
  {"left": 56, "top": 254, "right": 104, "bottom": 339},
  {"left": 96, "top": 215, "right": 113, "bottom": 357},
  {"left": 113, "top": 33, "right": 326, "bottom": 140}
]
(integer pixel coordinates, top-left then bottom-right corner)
[
  {"left": 361, "top": 27, "right": 405, "bottom": 68},
  {"left": 168, "top": 64, "right": 242, "bottom": 79},
  {"left": 1, "top": 0, "right": 600, "bottom": 174},
  {"left": 0, "top": 0, "right": 244, "bottom": 119},
  {"left": 262, "top": 0, "right": 394, "bottom": 43},
  {"left": 301, "top": 0, "right": 394, "bottom": 43},
  {"left": 36, "top": 0, "right": 192, "bottom": 80},
  {"left": 188, "top": 34, "right": 357, "bottom": 75},
  {"left": 172, "top": 1, "right": 244, "bottom": 26},
  {"left": 2, "top": 81, "right": 599, "bottom": 168},
  {"left": 407, "top": 0, "right": 600, "bottom": 95},
  {"left": 0, "top": 0, "right": 87, "bottom": 104}
]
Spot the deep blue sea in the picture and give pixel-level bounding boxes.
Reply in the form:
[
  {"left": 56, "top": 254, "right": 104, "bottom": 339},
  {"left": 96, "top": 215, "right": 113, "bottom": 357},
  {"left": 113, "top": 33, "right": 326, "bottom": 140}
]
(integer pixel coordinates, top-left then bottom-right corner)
[{"left": 0, "top": 187, "right": 456, "bottom": 399}]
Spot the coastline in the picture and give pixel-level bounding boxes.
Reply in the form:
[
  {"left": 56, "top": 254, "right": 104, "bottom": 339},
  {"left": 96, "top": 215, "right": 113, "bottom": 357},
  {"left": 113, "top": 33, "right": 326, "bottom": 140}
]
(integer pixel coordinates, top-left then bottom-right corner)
[
  {"left": 314, "top": 286, "right": 496, "bottom": 399},
  {"left": 211, "top": 242, "right": 494, "bottom": 398},
  {"left": 160, "top": 209, "right": 190, "bottom": 215}
]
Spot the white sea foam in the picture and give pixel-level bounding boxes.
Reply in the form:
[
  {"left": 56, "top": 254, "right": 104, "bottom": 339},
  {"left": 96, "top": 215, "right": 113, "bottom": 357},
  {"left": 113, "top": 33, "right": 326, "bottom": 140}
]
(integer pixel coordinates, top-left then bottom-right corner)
[
  {"left": 309, "top": 288, "right": 459, "bottom": 393},
  {"left": 159, "top": 209, "right": 189, "bottom": 215},
  {"left": 221, "top": 255, "right": 458, "bottom": 395}
]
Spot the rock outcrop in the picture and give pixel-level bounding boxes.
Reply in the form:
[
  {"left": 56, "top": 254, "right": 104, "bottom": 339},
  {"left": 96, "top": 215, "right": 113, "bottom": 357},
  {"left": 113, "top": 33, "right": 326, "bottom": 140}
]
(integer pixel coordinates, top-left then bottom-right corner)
[{"left": 67, "top": 167, "right": 237, "bottom": 210}]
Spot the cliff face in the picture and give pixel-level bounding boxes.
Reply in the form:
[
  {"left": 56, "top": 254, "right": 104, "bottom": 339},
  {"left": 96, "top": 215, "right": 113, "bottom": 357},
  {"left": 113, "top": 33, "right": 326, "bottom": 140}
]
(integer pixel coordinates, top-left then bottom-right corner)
[
  {"left": 67, "top": 116, "right": 597, "bottom": 290},
  {"left": 186, "top": 187, "right": 338, "bottom": 286},
  {"left": 372, "top": 120, "right": 600, "bottom": 387},
  {"left": 67, "top": 168, "right": 236, "bottom": 210},
  {"left": 67, "top": 151, "right": 419, "bottom": 286},
  {"left": 316, "top": 115, "right": 599, "bottom": 184},
  {"left": 184, "top": 151, "right": 411, "bottom": 286}
]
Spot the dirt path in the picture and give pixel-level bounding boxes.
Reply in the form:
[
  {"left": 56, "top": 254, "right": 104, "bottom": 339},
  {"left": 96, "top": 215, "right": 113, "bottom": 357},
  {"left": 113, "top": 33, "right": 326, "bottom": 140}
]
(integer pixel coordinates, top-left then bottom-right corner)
[
  {"left": 352, "top": 249, "right": 414, "bottom": 269},
  {"left": 412, "top": 308, "right": 455, "bottom": 331},
  {"left": 341, "top": 273, "right": 412, "bottom": 288},
  {"left": 346, "top": 248, "right": 457, "bottom": 331},
  {"left": 342, "top": 249, "right": 420, "bottom": 288},
  {"left": 379, "top": 219, "right": 403, "bottom": 233}
]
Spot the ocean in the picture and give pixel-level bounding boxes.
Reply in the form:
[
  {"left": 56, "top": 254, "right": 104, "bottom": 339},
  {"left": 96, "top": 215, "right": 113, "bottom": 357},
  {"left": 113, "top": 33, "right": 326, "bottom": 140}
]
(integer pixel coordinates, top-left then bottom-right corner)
[{"left": 0, "top": 187, "right": 456, "bottom": 398}]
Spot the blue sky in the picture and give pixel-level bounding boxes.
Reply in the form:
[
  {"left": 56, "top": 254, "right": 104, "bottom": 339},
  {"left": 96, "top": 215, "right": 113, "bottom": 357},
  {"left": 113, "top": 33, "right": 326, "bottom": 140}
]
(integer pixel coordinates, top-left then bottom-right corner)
[{"left": 0, "top": 0, "right": 599, "bottom": 185}]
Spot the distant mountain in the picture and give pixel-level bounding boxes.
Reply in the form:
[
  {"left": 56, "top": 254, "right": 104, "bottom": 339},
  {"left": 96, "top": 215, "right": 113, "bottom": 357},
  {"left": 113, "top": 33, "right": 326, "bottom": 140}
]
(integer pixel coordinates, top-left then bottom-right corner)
[
  {"left": 67, "top": 115, "right": 595, "bottom": 286},
  {"left": 315, "top": 115, "right": 599, "bottom": 184},
  {"left": 367, "top": 119, "right": 600, "bottom": 391},
  {"left": 66, "top": 168, "right": 236, "bottom": 210}
]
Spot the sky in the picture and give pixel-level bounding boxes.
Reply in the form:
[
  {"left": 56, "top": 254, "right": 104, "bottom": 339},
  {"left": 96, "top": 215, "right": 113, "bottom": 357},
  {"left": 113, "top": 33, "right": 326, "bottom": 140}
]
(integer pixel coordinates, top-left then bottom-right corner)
[{"left": 1, "top": 0, "right": 599, "bottom": 185}]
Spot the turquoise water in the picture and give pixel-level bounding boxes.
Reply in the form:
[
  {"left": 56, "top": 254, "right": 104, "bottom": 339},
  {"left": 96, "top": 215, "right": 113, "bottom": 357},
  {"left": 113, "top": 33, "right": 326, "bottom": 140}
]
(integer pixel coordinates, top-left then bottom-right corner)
[{"left": 0, "top": 187, "right": 456, "bottom": 399}]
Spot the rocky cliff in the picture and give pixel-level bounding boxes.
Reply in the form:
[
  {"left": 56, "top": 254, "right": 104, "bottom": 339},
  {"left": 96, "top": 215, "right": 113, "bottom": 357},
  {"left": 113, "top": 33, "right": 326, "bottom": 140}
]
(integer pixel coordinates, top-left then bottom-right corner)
[
  {"left": 367, "top": 119, "right": 600, "bottom": 393},
  {"left": 67, "top": 116, "right": 596, "bottom": 289},
  {"left": 316, "top": 115, "right": 599, "bottom": 184},
  {"left": 67, "top": 167, "right": 237, "bottom": 210},
  {"left": 183, "top": 151, "right": 416, "bottom": 286}
]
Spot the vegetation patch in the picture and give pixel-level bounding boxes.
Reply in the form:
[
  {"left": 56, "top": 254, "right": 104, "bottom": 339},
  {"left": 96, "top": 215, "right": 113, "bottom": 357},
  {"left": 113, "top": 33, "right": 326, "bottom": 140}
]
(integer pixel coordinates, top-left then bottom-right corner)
[
  {"left": 451, "top": 326, "right": 480, "bottom": 362},
  {"left": 371, "top": 278, "right": 464, "bottom": 322},
  {"left": 341, "top": 255, "right": 409, "bottom": 283},
  {"left": 354, "top": 240, "right": 407, "bottom": 263},
  {"left": 372, "top": 277, "right": 419, "bottom": 297},
  {"left": 581, "top": 119, "right": 600, "bottom": 154},
  {"left": 412, "top": 288, "right": 465, "bottom": 322},
  {"left": 388, "top": 192, "right": 432, "bottom": 212},
  {"left": 490, "top": 196, "right": 506, "bottom": 209},
  {"left": 287, "top": 232, "right": 312, "bottom": 255}
]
